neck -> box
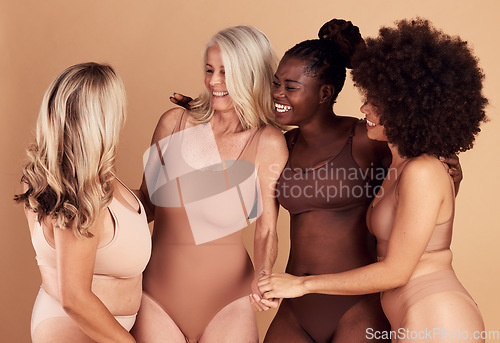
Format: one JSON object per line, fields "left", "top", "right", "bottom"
{"left": 297, "top": 108, "right": 340, "bottom": 147}
{"left": 388, "top": 143, "right": 407, "bottom": 168}
{"left": 211, "top": 109, "right": 244, "bottom": 133}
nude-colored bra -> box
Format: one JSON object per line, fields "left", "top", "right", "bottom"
{"left": 32, "top": 181, "right": 151, "bottom": 279}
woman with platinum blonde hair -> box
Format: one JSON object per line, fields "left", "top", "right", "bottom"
{"left": 16, "top": 62, "right": 151, "bottom": 342}
{"left": 189, "top": 25, "right": 277, "bottom": 129}
{"left": 132, "top": 25, "right": 288, "bottom": 342}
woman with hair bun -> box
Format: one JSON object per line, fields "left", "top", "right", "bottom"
{"left": 259, "top": 18, "right": 486, "bottom": 340}
{"left": 15, "top": 62, "right": 151, "bottom": 342}
{"left": 260, "top": 18, "right": 392, "bottom": 343}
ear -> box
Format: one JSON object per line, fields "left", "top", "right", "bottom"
{"left": 319, "top": 85, "right": 335, "bottom": 104}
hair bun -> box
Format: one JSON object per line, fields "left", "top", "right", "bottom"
{"left": 318, "top": 18, "right": 364, "bottom": 69}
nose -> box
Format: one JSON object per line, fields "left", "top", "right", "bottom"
{"left": 272, "top": 84, "right": 284, "bottom": 99}
{"left": 360, "top": 102, "right": 369, "bottom": 115}
{"left": 210, "top": 71, "right": 224, "bottom": 86}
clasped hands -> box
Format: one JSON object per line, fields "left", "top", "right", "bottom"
{"left": 250, "top": 272, "right": 307, "bottom": 311}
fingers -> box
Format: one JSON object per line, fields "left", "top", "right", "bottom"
{"left": 249, "top": 294, "right": 270, "bottom": 312}
{"left": 260, "top": 297, "right": 279, "bottom": 309}
{"left": 169, "top": 93, "right": 193, "bottom": 110}
{"left": 439, "top": 154, "right": 459, "bottom": 167}
{"left": 257, "top": 275, "right": 271, "bottom": 294}
{"left": 439, "top": 155, "right": 463, "bottom": 183}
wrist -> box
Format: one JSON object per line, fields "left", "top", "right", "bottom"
{"left": 255, "top": 266, "right": 270, "bottom": 277}
{"left": 301, "top": 275, "right": 314, "bottom": 295}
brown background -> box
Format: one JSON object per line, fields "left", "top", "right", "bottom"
{"left": 1, "top": 0, "right": 499, "bottom": 341}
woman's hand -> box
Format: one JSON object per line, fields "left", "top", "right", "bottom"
{"left": 258, "top": 273, "right": 307, "bottom": 300}
{"left": 439, "top": 154, "right": 463, "bottom": 194}
{"left": 249, "top": 270, "right": 279, "bottom": 312}
{"left": 169, "top": 93, "right": 193, "bottom": 110}
{"left": 439, "top": 154, "right": 462, "bottom": 183}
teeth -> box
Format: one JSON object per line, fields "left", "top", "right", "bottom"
{"left": 213, "top": 91, "right": 229, "bottom": 97}
{"left": 366, "top": 119, "right": 376, "bottom": 127}
{"left": 274, "top": 103, "right": 292, "bottom": 113}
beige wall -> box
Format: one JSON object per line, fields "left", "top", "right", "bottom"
{"left": 2, "top": 1, "right": 499, "bottom": 341}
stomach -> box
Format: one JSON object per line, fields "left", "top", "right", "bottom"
{"left": 143, "top": 207, "right": 254, "bottom": 307}
{"left": 286, "top": 207, "right": 377, "bottom": 276}
{"left": 39, "top": 266, "right": 143, "bottom": 315}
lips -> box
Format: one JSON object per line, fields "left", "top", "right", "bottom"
{"left": 366, "top": 118, "right": 377, "bottom": 127}
{"left": 274, "top": 102, "right": 292, "bottom": 113}
{"left": 212, "top": 91, "right": 229, "bottom": 97}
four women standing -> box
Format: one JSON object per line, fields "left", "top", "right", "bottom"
{"left": 17, "top": 17, "right": 487, "bottom": 343}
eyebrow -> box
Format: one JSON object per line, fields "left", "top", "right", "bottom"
{"left": 273, "top": 74, "right": 302, "bottom": 85}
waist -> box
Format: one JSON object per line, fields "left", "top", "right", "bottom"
{"left": 287, "top": 213, "right": 377, "bottom": 275}
{"left": 40, "top": 267, "right": 143, "bottom": 315}
{"left": 152, "top": 207, "right": 249, "bottom": 245}
{"left": 378, "top": 249, "right": 454, "bottom": 281}
{"left": 143, "top": 245, "right": 254, "bottom": 302}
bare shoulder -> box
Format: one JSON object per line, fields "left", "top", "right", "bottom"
{"left": 256, "top": 125, "right": 288, "bottom": 168}
{"left": 257, "top": 125, "right": 287, "bottom": 151}
{"left": 401, "top": 155, "right": 449, "bottom": 188}
{"left": 151, "top": 108, "right": 185, "bottom": 142}
{"left": 156, "top": 108, "right": 185, "bottom": 130}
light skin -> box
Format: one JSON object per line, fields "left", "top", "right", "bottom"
{"left": 136, "top": 45, "right": 287, "bottom": 339}
{"left": 28, "top": 179, "right": 140, "bottom": 343}
{"left": 258, "top": 102, "right": 483, "bottom": 337}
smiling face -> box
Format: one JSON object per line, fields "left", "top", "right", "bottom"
{"left": 271, "top": 57, "right": 325, "bottom": 126}
{"left": 360, "top": 101, "right": 388, "bottom": 142}
{"left": 204, "top": 44, "right": 233, "bottom": 113}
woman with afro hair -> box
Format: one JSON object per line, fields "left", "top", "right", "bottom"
{"left": 258, "top": 18, "right": 487, "bottom": 339}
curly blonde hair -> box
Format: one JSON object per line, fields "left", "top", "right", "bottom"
{"left": 15, "top": 62, "right": 126, "bottom": 237}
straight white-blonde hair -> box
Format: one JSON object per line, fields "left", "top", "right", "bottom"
{"left": 190, "top": 25, "right": 278, "bottom": 130}
{"left": 15, "top": 62, "right": 126, "bottom": 237}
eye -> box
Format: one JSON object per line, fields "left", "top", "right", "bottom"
{"left": 206, "top": 68, "right": 214, "bottom": 74}
{"left": 272, "top": 81, "right": 280, "bottom": 87}
{"left": 285, "top": 86, "right": 297, "bottom": 91}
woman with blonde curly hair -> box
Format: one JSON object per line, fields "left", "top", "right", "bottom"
{"left": 15, "top": 62, "right": 151, "bottom": 343}
{"left": 132, "top": 26, "right": 288, "bottom": 342}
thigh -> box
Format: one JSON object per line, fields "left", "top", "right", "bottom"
{"left": 264, "top": 300, "right": 313, "bottom": 343}
{"left": 333, "top": 293, "right": 390, "bottom": 343}
{"left": 401, "top": 291, "right": 484, "bottom": 343}
{"left": 130, "top": 292, "right": 187, "bottom": 343}
{"left": 199, "top": 296, "right": 258, "bottom": 343}
{"left": 33, "top": 317, "right": 95, "bottom": 343}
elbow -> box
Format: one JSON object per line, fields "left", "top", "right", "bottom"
{"left": 59, "top": 289, "right": 87, "bottom": 316}
{"left": 389, "top": 270, "right": 413, "bottom": 289}
{"left": 380, "top": 261, "right": 412, "bottom": 289}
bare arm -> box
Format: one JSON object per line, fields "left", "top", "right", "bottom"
{"left": 259, "top": 157, "right": 449, "bottom": 299}
{"left": 54, "top": 216, "right": 135, "bottom": 342}
{"left": 135, "top": 108, "right": 185, "bottom": 222}
{"left": 250, "top": 126, "right": 288, "bottom": 311}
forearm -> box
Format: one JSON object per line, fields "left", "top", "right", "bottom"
{"left": 303, "top": 261, "right": 407, "bottom": 296}
{"left": 253, "top": 227, "right": 278, "bottom": 275}
{"left": 62, "top": 292, "right": 135, "bottom": 342}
